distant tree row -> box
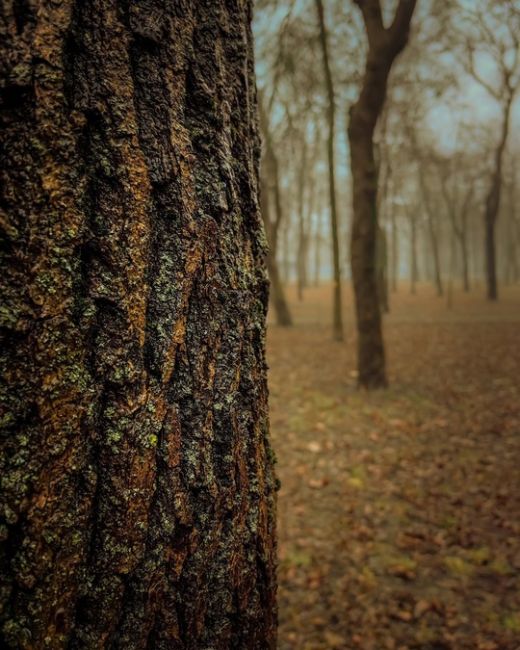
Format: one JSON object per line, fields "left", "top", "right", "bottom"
{"left": 254, "top": 0, "right": 520, "bottom": 387}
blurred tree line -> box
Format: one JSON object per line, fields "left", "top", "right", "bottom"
{"left": 254, "top": 0, "right": 520, "bottom": 388}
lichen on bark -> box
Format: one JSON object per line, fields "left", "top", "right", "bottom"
{"left": 0, "top": 1, "right": 277, "bottom": 648}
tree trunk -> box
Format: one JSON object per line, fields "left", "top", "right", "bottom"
{"left": 314, "top": 216, "right": 322, "bottom": 287}
{"left": 267, "top": 254, "right": 293, "bottom": 326}
{"left": 297, "top": 140, "right": 308, "bottom": 301}
{"left": 258, "top": 98, "right": 292, "bottom": 326}
{"left": 348, "top": 0, "right": 416, "bottom": 388}
{"left": 505, "top": 183, "right": 519, "bottom": 283}
{"left": 447, "top": 230, "right": 457, "bottom": 310}
{"left": 378, "top": 229, "right": 389, "bottom": 313}
{"left": 282, "top": 221, "right": 291, "bottom": 284}
{"left": 409, "top": 210, "right": 419, "bottom": 295}
{"left": 0, "top": 3, "right": 277, "bottom": 649}
{"left": 390, "top": 207, "right": 399, "bottom": 292}
{"left": 315, "top": 0, "right": 344, "bottom": 341}
{"left": 484, "top": 92, "right": 513, "bottom": 301}
{"left": 260, "top": 176, "right": 293, "bottom": 326}
{"left": 417, "top": 165, "right": 443, "bottom": 296}
{"left": 460, "top": 233, "right": 470, "bottom": 292}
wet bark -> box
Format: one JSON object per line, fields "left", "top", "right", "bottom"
{"left": 348, "top": 0, "right": 416, "bottom": 388}
{"left": 315, "top": 0, "right": 344, "bottom": 341}
{"left": 0, "top": 2, "right": 277, "bottom": 648}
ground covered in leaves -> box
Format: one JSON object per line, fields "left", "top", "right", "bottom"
{"left": 268, "top": 284, "right": 520, "bottom": 650}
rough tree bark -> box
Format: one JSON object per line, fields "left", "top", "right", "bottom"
{"left": 348, "top": 0, "right": 417, "bottom": 388}
{"left": 0, "top": 2, "right": 277, "bottom": 648}
{"left": 315, "top": 0, "right": 344, "bottom": 341}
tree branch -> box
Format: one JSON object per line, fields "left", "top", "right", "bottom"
{"left": 389, "top": 0, "right": 418, "bottom": 42}
{"left": 354, "top": 0, "right": 385, "bottom": 48}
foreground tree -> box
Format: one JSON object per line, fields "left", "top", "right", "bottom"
{"left": 348, "top": 0, "right": 417, "bottom": 388}
{"left": 0, "top": 2, "right": 277, "bottom": 648}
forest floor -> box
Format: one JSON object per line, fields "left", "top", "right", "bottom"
{"left": 267, "top": 283, "right": 520, "bottom": 650}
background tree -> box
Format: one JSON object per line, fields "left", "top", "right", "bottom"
{"left": 315, "top": 0, "right": 344, "bottom": 341}
{"left": 438, "top": 155, "right": 475, "bottom": 292}
{"left": 0, "top": 2, "right": 277, "bottom": 648}
{"left": 259, "top": 95, "right": 293, "bottom": 326}
{"left": 348, "top": 0, "right": 417, "bottom": 389}
{"left": 453, "top": 0, "right": 520, "bottom": 299}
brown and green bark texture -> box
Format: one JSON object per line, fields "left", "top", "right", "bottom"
{"left": 0, "top": 2, "right": 277, "bottom": 648}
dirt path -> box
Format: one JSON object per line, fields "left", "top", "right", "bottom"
{"left": 268, "top": 286, "right": 520, "bottom": 650}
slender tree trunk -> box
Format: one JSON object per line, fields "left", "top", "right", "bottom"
{"left": 267, "top": 254, "right": 293, "bottom": 326}
{"left": 484, "top": 92, "right": 513, "bottom": 301}
{"left": 297, "top": 141, "right": 308, "bottom": 301}
{"left": 259, "top": 99, "right": 293, "bottom": 325}
{"left": 505, "top": 191, "right": 519, "bottom": 283}
{"left": 376, "top": 227, "right": 389, "bottom": 313}
{"left": 315, "top": 0, "right": 343, "bottom": 341}
{"left": 418, "top": 166, "right": 443, "bottom": 296}
{"left": 447, "top": 230, "right": 457, "bottom": 310}
{"left": 409, "top": 211, "right": 418, "bottom": 295}
{"left": 391, "top": 207, "right": 399, "bottom": 292}
{"left": 426, "top": 212, "right": 443, "bottom": 295}
{"left": 314, "top": 215, "right": 322, "bottom": 287}
{"left": 301, "top": 156, "right": 318, "bottom": 292}
{"left": 260, "top": 176, "right": 293, "bottom": 326}
{"left": 282, "top": 221, "right": 290, "bottom": 284}
{"left": 348, "top": 0, "right": 416, "bottom": 388}
{"left": 508, "top": 171, "right": 520, "bottom": 283}
{"left": 0, "top": 3, "right": 277, "bottom": 648}
{"left": 460, "top": 233, "right": 470, "bottom": 292}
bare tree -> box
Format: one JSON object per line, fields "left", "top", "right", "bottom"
{"left": 457, "top": 0, "right": 520, "bottom": 299}
{"left": 348, "top": 0, "right": 417, "bottom": 388}
{"left": 439, "top": 159, "right": 475, "bottom": 292}
{"left": 408, "top": 204, "right": 420, "bottom": 295}
{"left": 315, "top": 0, "right": 344, "bottom": 341}
{"left": 259, "top": 97, "right": 293, "bottom": 326}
